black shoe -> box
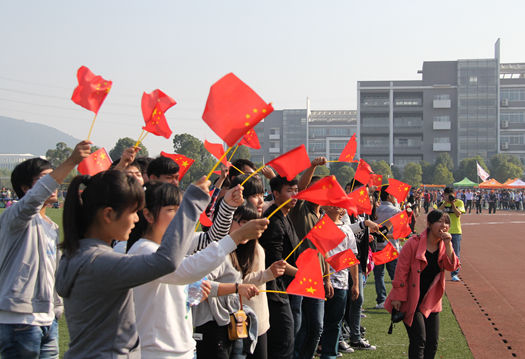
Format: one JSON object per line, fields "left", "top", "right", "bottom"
{"left": 350, "top": 338, "right": 376, "bottom": 350}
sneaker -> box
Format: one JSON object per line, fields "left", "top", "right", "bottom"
{"left": 337, "top": 353, "right": 343, "bottom": 358}
{"left": 451, "top": 275, "right": 460, "bottom": 282}
{"left": 360, "top": 326, "right": 366, "bottom": 335}
{"left": 350, "top": 338, "right": 376, "bottom": 350}
{"left": 338, "top": 340, "right": 355, "bottom": 353}
{"left": 374, "top": 302, "right": 385, "bottom": 309}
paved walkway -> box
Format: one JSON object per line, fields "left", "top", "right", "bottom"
{"left": 419, "top": 210, "right": 525, "bottom": 358}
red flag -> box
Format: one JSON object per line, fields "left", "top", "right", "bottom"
{"left": 347, "top": 186, "right": 372, "bottom": 215}
{"left": 306, "top": 215, "right": 345, "bottom": 256}
{"left": 294, "top": 175, "right": 347, "bottom": 206}
{"left": 354, "top": 159, "right": 373, "bottom": 185}
{"left": 204, "top": 140, "right": 230, "bottom": 166}
{"left": 326, "top": 249, "right": 360, "bottom": 272}
{"left": 141, "top": 89, "right": 176, "bottom": 139}
{"left": 329, "top": 196, "right": 359, "bottom": 217}
{"left": 202, "top": 73, "right": 273, "bottom": 147}
{"left": 77, "top": 148, "right": 112, "bottom": 176}
{"left": 368, "top": 174, "right": 383, "bottom": 188}
{"left": 199, "top": 211, "right": 213, "bottom": 227}
{"left": 160, "top": 152, "right": 194, "bottom": 180}
{"left": 266, "top": 145, "right": 310, "bottom": 181}
{"left": 372, "top": 242, "right": 399, "bottom": 265}
{"left": 338, "top": 133, "right": 357, "bottom": 162}
{"left": 239, "top": 129, "right": 261, "bottom": 149}
{"left": 286, "top": 248, "right": 325, "bottom": 299}
{"left": 386, "top": 178, "right": 411, "bottom": 203}
{"left": 389, "top": 210, "right": 413, "bottom": 239}
{"left": 71, "top": 66, "right": 112, "bottom": 114}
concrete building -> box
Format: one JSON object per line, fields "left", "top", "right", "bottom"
{"left": 248, "top": 100, "right": 356, "bottom": 164}
{"left": 357, "top": 39, "right": 525, "bottom": 167}
{"left": 0, "top": 154, "right": 40, "bottom": 170}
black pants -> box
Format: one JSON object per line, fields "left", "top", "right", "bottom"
{"left": 476, "top": 202, "right": 482, "bottom": 213}
{"left": 195, "top": 321, "right": 233, "bottom": 359}
{"left": 404, "top": 312, "right": 439, "bottom": 359}
{"left": 466, "top": 200, "right": 472, "bottom": 213}
{"left": 247, "top": 332, "right": 267, "bottom": 359}
{"left": 489, "top": 202, "right": 497, "bottom": 214}
{"left": 267, "top": 299, "right": 294, "bottom": 359}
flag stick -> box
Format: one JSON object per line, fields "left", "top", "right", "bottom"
{"left": 323, "top": 271, "right": 336, "bottom": 278}
{"left": 228, "top": 144, "right": 239, "bottom": 162}
{"left": 230, "top": 164, "right": 245, "bottom": 175}
{"left": 266, "top": 198, "right": 292, "bottom": 220}
{"left": 259, "top": 290, "right": 288, "bottom": 295}
{"left": 86, "top": 114, "right": 98, "bottom": 141}
{"left": 326, "top": 160, "right": 339, "bottom": 163}
{"left": 350, "top": 177, "right": 356, "bottom": 192}
{"left": 377, "top": 230, "right": 390, "bottom": 242}
{"left": 240, "top": 165, "right": 265, "bottom": 186}
{"left": 134, "top": 129, "right": 146, "bottom": 148}
{"left": 206, "top": 146, "right": 233, "bottom": 180}
{"left": 283, "top": 238, "right": 304, "bottom": 262}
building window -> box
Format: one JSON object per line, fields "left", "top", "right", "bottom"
{"left": 329, "top": 141, "right": 346, "bottom": 151}
{"left": 501, "top": 135, "right": 525, "bottom": 145}
{"left": 310, "top": 127, "right": 326, "bottom": 137}
{"left": 270, "top": 128, "right": 280, "bottom": 135}
{"left": 361, "top": 97, "right": 389, "bottom": 106}
{"left": 469, "top": 76, "right": 478, "bottom": 84}
{"left": 501, "top": 111, "right": 525, "bottom": 124}
{"left": 362, "top": 116, "right": 388, "bottom": 127}
{"left": 394, "top": 98, "right": 422, "bottom": 106}
{"left": 501, "top": 88, "right": 525, "bottom": 101}
{"left": 309, "top": 141, "right": 326, "bottom": 152}
{"left": 433, "top": 115, "right": 450, "bottom": 122}
{"left": 434, "top": 94, "right": 450, "bottom": 101}
{"left": 434, "top": 137, "right": 450, "bottom": 144}
{"left": 394, "top": 137, "right": 421, "bottom": 147}
{"left": 362, "top": 137, "right": 388, "bottom": 147}
{"left": 328, "top": 127, "right": 349, "bottom": 136}
{"left": 394, "top": 116, "right": 422, "bottom": 127}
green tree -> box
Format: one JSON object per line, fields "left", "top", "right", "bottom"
{"left": 370, "top": 160, "right": 392, "bottom": 181}
{"left": 403, "top": 162, "right": 422, "bottom": 187}
{"left": 489, "top": 154, "right": 524, "bottom": 182}
{"left": 455, "top": 156, "right": 488, "bottom": 183}
{"left": 433, "top": 163, "right": 454, "bottom": 185}
{"left": 314, "top": 166, "right": 330, "bottom": 177}
{"left": 46, "top": 142, "right": 72, "bottom": 168}
{"left": 230, "top": 145, "right": 251, "bottom": 162}
{"left": 392, "top": 165, "right": 403, "bottom": 181}
{"left": 333, "top": 165, "right": 355, "bottom": 187}
{"left": 173, "top": 133, "right": 215, "bottom": 187}
{"left": 109, "top": 137, "right": 149, "bottom": 161}
{"left": 420, "top": 160, "right": 433, "bottom": 184}
{"left": 435, "top": 153, "right": 454, "bottom": 171}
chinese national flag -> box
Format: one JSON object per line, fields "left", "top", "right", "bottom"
{"left": 389, "top": 210, "right": 413, "bottom": 239}
{"left": 199, "top": 211, "right": 213, "bottom": 227}
{"left": 347, "top": 186, "right": 372, "bottom": 215}
{"left": 329, "top": 196, "right": 359, "bottom": 217}
{"left": 386, "top": 178, "right": 411, "bottom": 203}
{"left": 160, "top": 152, "right": 194, "bottom": 180}
{"left": 306, "top": 215, "right": 345, "bottom": 256}
{"left": 141, "top": 89, "right": 176, "bottom": 139}
{"left": 354, "top": 159, "right": 373, "bottom": 185}
{"left": 372, "top": 242, "right": 399, "bottom": 265}
{"left": 71, "top": 66, "right": 112, "bottom": 114}
{"left": 326, "top": 249, "right": 360, "bottom": 272}
{"left": 202, "top": 73, "right": 273, "bottom": 147}
{"left": 369, "top": 174, "right": 383, "bottom": 188}
{"left": 239, "top": 129, "right": 261, "bottom": 149}
{"left": 294, "top": 175, "right": 347, "bottom": 206}
{"left": 77, "top": 148, "right": 112, "bottom": 176}
{"left": 266, "top": 144, "right": 310, "bottom": 181}
{"left": 204, "top": 140, "right": 230, "bottom": 166}
{"left": 286, "top": 248, "right": 325, "bottom": 300}
{"left": 338, "top": 133, "right": 357, "bottom": 162}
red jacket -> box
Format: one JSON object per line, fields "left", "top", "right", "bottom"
{"left": 384, "top": 230, "right": 460, "bottom": 327}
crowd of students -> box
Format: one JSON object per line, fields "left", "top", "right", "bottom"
{"left": 0, "top": 140, "right": 461, "bottom": 359}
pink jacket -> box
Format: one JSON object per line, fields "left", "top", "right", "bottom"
{"left": 384, "top": 230, "right": 460, "bottom": 327}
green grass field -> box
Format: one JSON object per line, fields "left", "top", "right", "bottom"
{"left": 1, "top": 207, "right": 472, "bottom": 358}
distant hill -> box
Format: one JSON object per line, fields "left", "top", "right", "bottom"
{"left": 0, "top": 116, "right": 80, "bottom": 156}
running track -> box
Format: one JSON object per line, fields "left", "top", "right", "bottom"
{"left": 422, "top": 210, "right": 525, "bottom": 358}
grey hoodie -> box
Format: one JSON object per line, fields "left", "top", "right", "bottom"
{"left": 55, "top": 184, "right": 209, "bottom": 359}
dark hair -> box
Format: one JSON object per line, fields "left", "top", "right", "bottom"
{"left": 11, "top": 158, "right": 52, "bottom": 198}
{"left": 61, "top": 170, "right": 145, "bottom": 256}
{"left": 147, "top": 156, "right": 179, "bottom": 178}
{"left": 230, "top": 203, "right": 260, "bottom": 277}
{"left": 270, "top": 176, "right": 298, "bottom": 193}
{"left": 135, "top": 157, "right": 152, "bottom": 177}
{"left": 126, "top": 181, "right": 182, "bottom": 252}
{"left": 427, "top": 209, "right": 451, "bottom": 227}
{"left": 380, "top": 185, "right": 390, "bottom": 201}
{"left": 231, "top": 173, "right": 264, "bottom": 198}
{"left": 444, "top": 187, "right": 454, "bottom": 194}
{"left": 228, "top": 159, "right": 256, "bottom": 181}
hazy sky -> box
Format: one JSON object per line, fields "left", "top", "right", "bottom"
{"left": 1, "top": 0, "right": 524, "bottom": 156}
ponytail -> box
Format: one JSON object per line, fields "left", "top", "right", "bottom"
{"left": 61, "top": 170, "right": 145, "bottom": 257}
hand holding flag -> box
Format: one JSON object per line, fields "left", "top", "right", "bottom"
{"left": 77, "top": 148, "right": 112, "bottom": 176}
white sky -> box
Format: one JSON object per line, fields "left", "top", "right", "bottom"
{"left": 1, "top": 0, "right": 524, "bottom": 156}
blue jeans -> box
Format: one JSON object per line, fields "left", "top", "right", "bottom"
{"left": 289, "top": 295, "right": 303, "bottom": 337}
{"left": 0, "top": 319, "right": 58, "bottom": 359}
{"left": 373, "top": 259, "right": 397, "bottom": 304}
{"left": 320, "top": 288, "right": 348, "bottom": 359}
{"left": 294, "top": 297, "right": 324, "bottom": 359}
{"left": 451, "top": 234, "right": 461, "bottom": 276}
{"left": 345, "top": 268, "right": 364, "bottom": 342}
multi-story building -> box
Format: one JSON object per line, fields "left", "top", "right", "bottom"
{"left": 249, "top": 99, "right": 356, "bottom": 164}
{"left": 358, "top": 39, "right": 525, "bottom": 167}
